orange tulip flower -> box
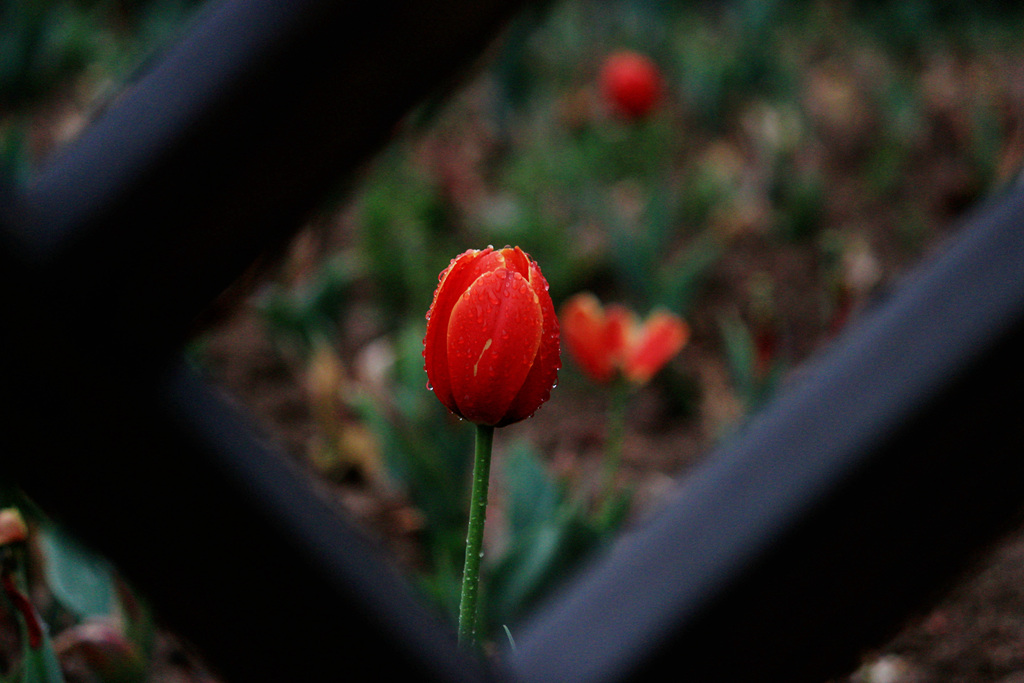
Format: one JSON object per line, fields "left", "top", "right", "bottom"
{"left": 561, "top": 292, "right": 688, "bottom": 385}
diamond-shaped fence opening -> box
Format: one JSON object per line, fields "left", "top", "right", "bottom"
{"left": 2, "top": 1, "right": 1024, "bottom": 682}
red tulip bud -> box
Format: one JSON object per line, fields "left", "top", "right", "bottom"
{"left": 424, "top": 246, "right": 560, "bottom": 426}
{"left": 599, "top": 50, "right": 663, "bottom": 120}
{"left": 0, "top": 508, "right": 28, "bottom": 546}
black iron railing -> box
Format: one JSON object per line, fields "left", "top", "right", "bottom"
{"left": 2, "top": 1, "right": 1023, "bottom": 682}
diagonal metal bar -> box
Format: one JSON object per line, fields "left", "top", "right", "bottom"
{"left": 508, "top": 186, "right": 1024, "bottom": 682}
{"left": 14, "top": 0, "right": 529, "bottom": 370}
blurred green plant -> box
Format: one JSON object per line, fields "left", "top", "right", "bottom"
{"left": 484, "top": 441, "right": 629, "bottom": 633}
{"left": 353, "top": 323, "right": 475, "bottom": 618}
{"left": 257, "top": 250, "right": 363, "bottom": 352}
{"left": 0, "top": 0, "right": 204, "bottom": 181}
{"left": 357, "top": 152, "right": 454, "bottom": 325}
{"left": 0, "top": 492, "right": 152, "bottom": 683}
{"left": 719, "top": 310, "right": 783, "bottom": 416}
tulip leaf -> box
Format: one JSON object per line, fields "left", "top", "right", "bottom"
{"left": 503, "top": 442, "right": 561, "bottom": 537}
{"left": 654, "top": 233, "right": 723, "bottom": 316}
{"left": 20, "top": 631, "right": 65, "bottom": 683}
{"left": 3, "top": 552, "right": 66, "bottom": 683}
{"left": 39, "top": 524, "right": 116, "bottom": 621}
{"left": 487, "top": 511, "right": 606, "bottom": 632}
{"left": 488, "top": 443, "right": 627, "bottom": 630}
{"left": 489, "top": 520, "right": 565, "bottom": 624}
{"left": 719, "top": 311, "right": 757, "bottom": 404}
{"left": 719, "top": 311, "right": 782, "bottom": 413}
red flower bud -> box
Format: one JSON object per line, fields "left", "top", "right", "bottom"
{"left": 424, "top": 246, "right": 560, "bottom": 427}
{"left": 599, "top": 50, "right": 663, "bottom": 120}
{"left": 0, "top": 508, "right": 28, "bottom": 546}
{"left": 562, "top": 292, "right": 688, "bottom": 385}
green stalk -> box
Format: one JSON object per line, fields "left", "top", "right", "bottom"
{"left": 458, "top": 424, "right": 495, "bottom": 647}
{"left": 599, "top": 380, "right": 630, "bottom": 499}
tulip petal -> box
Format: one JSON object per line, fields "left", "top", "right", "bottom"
{"left": 424, "top": 247, "right": 506, "bottom": 416}
{"left": 562, "top": 293, "right": 638, "bottom": 384}
{"left": 622, "top": 310, "right": 689, "bottom": 384}
{"left": 501, "top": 259, "right": 560, "bottom": 426}
{"left": 498, "top": 245, "right": 531, "bottom": 277}
{"left": 447, "top": 268, "right": 543, "bottom": 426}
{"left": 604, "top": 304, "right": 637, "bottom": 368}
{"left": 561, "top": 293, "right": 615, "bottom": 383}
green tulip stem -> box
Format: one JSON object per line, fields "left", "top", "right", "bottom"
{"left": 600, "top": 380, "right": 630, "bottom": 501}
{"left": 458, "top": 423, "right": 495, "bottom": 647}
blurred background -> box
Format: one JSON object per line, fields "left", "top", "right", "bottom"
{"left": 3, "top": 0, "right": 1024, "bottom": 680}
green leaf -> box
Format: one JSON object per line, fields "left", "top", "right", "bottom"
{"left": 503, "top": 442, "right": 561, "bottom": 537}
{"left": 487, "top": 519, "right": 567, "bottom": 628}
{"left": 3, "top": 551, "right": 65, "bottom": 683}
{"left": 39, "top": 525, "right": 116, "bottom": 621}
{"left": 654, "top": 234, "right": 722, "bottom": 316}
{"left": 719, "top": 312, "right": 756, "bottom": 404}
{"left": 20, "top": 630, "right": 65, "bottom": 683}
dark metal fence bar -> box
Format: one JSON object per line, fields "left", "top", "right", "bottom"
{"left": 508, "top": 187, "right": 1024, "bottom": 682}
{"left": 2, "top": 0, "right": 1024, "bottom": 682}
{"left": 15, "top": 0, "right": 527, "bottom": 370}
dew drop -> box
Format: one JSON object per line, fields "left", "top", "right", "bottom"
{"left": 426, "top": 381, "right": 434, "bottom": 391}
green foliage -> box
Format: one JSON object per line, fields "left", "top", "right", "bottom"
{"left": 357, "top": 153, "right": 452, "bottom": 323}
{"left": 17, "top": 612, "right": 64, "bottom": 683}
{"left": 353, "top": 323, "right": 475, "bottom": 618}
{"left": 484, "top": 442, "right": 629, "bottom": 631}
{"left": 0, "top": 503, "right": 150, "bottom": 683}
{"left": 0, "top": 0, "right": 103, "bottom": 112}
{"left": 38, "top": 525, "right": 116, "bottom": 621}
{"left": 718, "top": 311, "right": 783, "bottom": 415}
{"left": 0, "top": 0, "right": 204, "bottom": 181}
{"left": 257, "top": 252, "right": 363, "bottom": 352}
{"left": 771, "top": 159, "right": 825, "bottom": 242}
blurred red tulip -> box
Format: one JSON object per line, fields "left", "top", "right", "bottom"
{"left": 424, "top": 246, "right": 560, "bottom": 426}
{"left": 0, "top": 508, "right": 28, "bottom": 546}
{"left": 599, "top": 50, "right": 663, "bottom": 120}
{"left": 562, "top": 292, "right": 688, "bottom": 385}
